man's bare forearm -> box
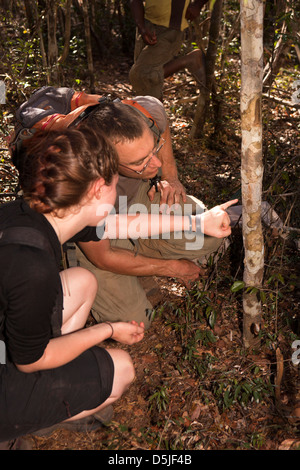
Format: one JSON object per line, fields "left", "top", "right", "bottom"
{"left": 79, "top": 240, "right": 177, "bottom": 277}
{"left": 159, "top": 125, "right": 178, "bottom": 180}
{"left": 78, "top": 239, "right": 203, "bottom": 288}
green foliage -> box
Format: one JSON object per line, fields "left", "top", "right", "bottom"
{"left": 212, "top": 373, "right": 274, "bottom": 411}
{"left": 171, "top": 286, "right": 219, "bottom": 328}
{"left": 231, "top": 280, "right": 245, "bottom": 292}
{"left": 149, "top": 385, "right": 170, "bottom": 413}
{"left": 248, "top": 432, "right": 266, "bottom": 450}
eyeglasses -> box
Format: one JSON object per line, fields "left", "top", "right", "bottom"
{"left": 119, "top": 138, "right": 166, "bottom": 175}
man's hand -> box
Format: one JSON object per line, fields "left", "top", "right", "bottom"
{"left": 130, "top": 0, "right": 157, "bottom": 45}
{"left": 148, "top": 178, "right": 187, "bottom": 210}
{"left": 199, "top": 199, "right": 238, "bottom": 238}
{"left": 167, "top": 258, "right": 206, "bottom": 288}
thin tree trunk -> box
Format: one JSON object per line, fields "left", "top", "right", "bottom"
{"left": 47, "top": 0, "right": 58, "bottom": 82}
{"left": 58, "top": 0, "right": 72, "bottom": 65}
{"left": 240, "top": 0, "right": 264, "bottom": 348}
{"left": 31, "top": 1, "right": 48, "bottom": 75}
{"left": 24, "top": 0, "right": 35, "bottom": 30}
{"left": 82, "top": 0, "right": 94, "bottom": 91}
{"left": 190, "top": 0, "right": 223, "bottom": 139}
{"left": 220, "top": 13, "right": 240, "bottom": 79}
{"left": 263, "top": 3, "right": 296, "bottom": 90}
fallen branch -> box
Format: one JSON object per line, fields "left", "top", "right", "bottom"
{"left": 262, "top": 93, "right": 300, "bottom": 109}
{"left": 174, "top": 95, "right": 198, "bottom": 104}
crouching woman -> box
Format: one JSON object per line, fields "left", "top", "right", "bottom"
{"left": 0, "top": 126, "right": 144, "bottom": 447}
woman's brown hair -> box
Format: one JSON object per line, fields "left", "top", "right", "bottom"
{"left": 19, "top": 125, "right": 118, "bottom": 214}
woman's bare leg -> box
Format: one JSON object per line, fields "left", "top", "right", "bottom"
{"left": 58, "top": 268, "right": 136, "bottom": 421}
{"left": 60, "top": 267, "right": 98, "bottom": 335}
{"left": 56, "top": 267, "right": 135, "bottom": 421}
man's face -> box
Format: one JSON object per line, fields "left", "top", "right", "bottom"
{"left": 115, "top": 127, "right": 162, "bottom": 179}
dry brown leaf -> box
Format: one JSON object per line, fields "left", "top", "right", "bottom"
{"left": 279, "top": 439, "right": 300, "bottom": 450}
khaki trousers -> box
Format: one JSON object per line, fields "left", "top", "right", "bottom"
{"left": 77, "top": 182, "right": 222, "bottom": 328}
{"left": 129, "top": 21, "right": 184, "bottom": 100}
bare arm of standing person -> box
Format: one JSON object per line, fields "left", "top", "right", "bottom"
{"left": 130, "top": 0, "right": 157, "bottom": 45}
{"left": 185, "top": 0, "right": 209, "bottom": 21}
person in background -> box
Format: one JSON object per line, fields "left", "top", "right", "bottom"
{"left": 129, "top": 0, "right": 209, "bottom": 100}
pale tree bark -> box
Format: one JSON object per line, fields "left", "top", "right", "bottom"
{"left": 240, "top": 0, "right": 264, "bottom": 348}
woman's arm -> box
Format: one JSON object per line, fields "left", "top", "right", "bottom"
{"left": 101, "top": 199, "right": 238, "bottom": 240}
{"left": 16, "top": 321, "right": 144, "bottom": 373}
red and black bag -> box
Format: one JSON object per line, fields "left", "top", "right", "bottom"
{"left": 9, "top": 86, "right": 159, "bottom": 170}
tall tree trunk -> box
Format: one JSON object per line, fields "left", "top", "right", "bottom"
{"left": 240, "top": 0, "right": 264, "bottom": 348}
{"left": 82, "top": 0, "right": 94, "bottom": 91}
{"left": 47, "top": 0, "right": 58, "bottom": 82}
{"left": 24, "top": 0, "right": 35, "bottom": 31}
{"left": 58, "top": 0, "right": 72, "bottom": 65}
{"left": 263, "top": 3, "right": 296, "bottom": 90}
{"left": 32, "top": 0, "right": 48, "bottom": 74}
{"left": 190, "top": 0, "right": 223, "bottom": 139}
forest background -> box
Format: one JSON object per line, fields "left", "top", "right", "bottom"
{"left": 0, "top": 0, "right": 299, "bottom": 451}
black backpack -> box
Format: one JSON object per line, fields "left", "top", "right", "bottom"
{"left": 0, "top": 226, "right": 63, "bottom": 339}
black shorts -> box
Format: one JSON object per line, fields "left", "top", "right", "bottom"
{"left": 0, "top": 346, "right": 114, "bottom": 441}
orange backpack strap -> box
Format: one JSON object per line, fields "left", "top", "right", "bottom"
{"left": 71, "top": 91, "right": 102, "bottom": 110}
